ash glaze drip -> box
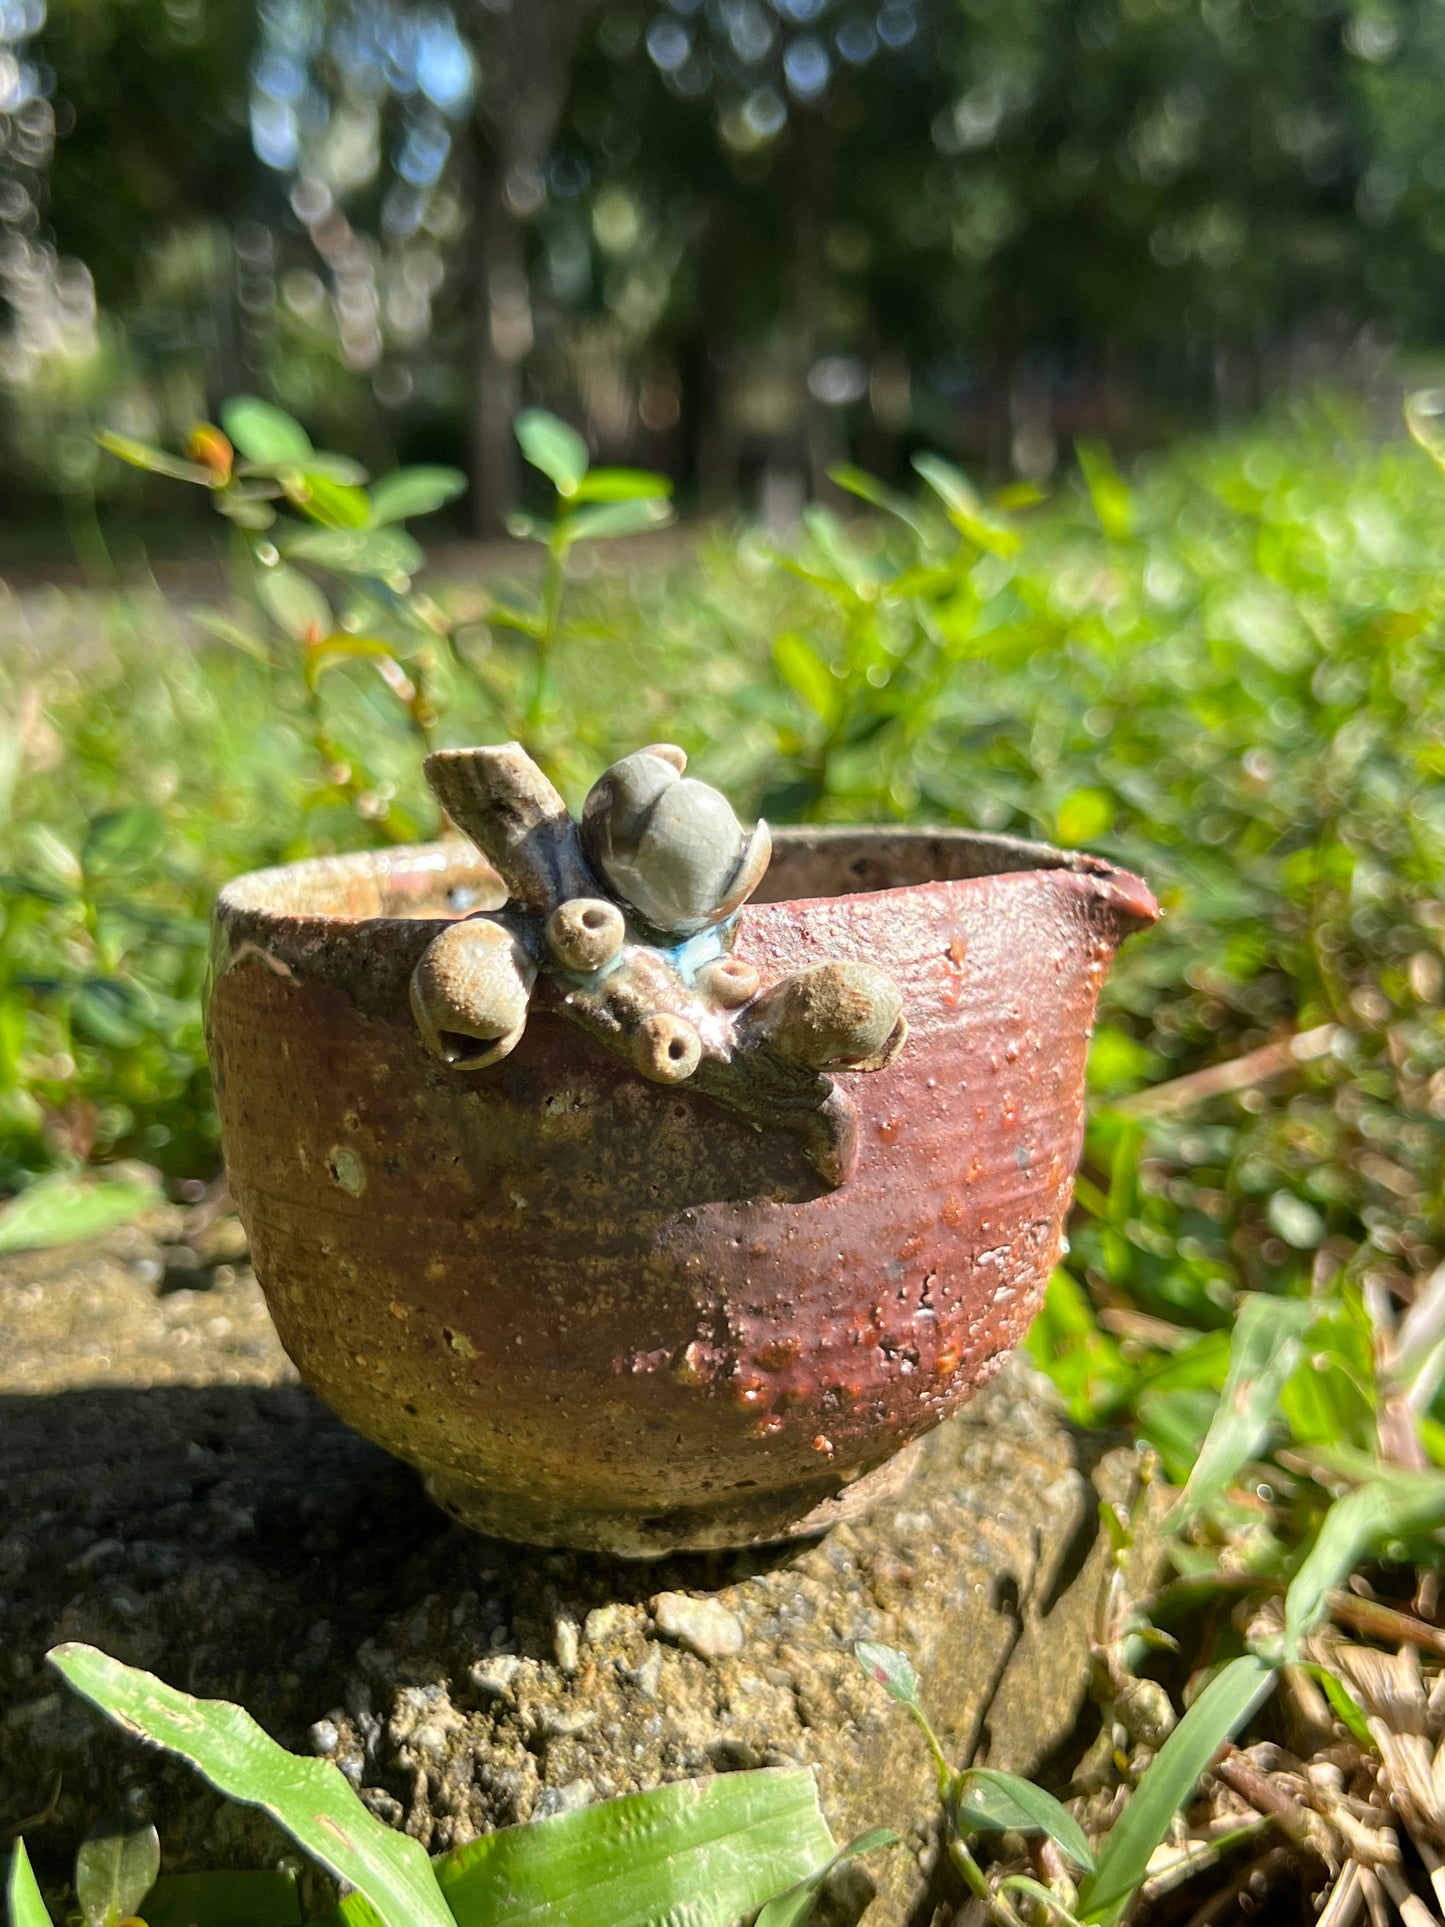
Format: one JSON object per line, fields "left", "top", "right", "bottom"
{"left": 413, "top": 742, "right": 907, "bottom": 1186}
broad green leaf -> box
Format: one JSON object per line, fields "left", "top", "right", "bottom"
{"left": 84, "top": 806, "right": 165, "bottom": 871}
{"left": 192, "top": 612, "right": 271, "bottom": 662}
{"left": 0, "top": 1172, "right": 162, "bottom": 1254}
{"left": 572, "top": 467, "right": 672, "bottom": 503}
{"left": 1076, "top": 441, "right": 1134, "bottom": 541}
{"left": 282, "top": 472, "right": 371, "bottom": 531}
{"left": 96, "top": 431, "right": 211, "bottom": 486}
{"left": 912, "top": 453, "right": 1021, "bottom": 554}
{"left": 1055, "top": 787, "right": 1115, "bottom": 846}
{"left": 912, "top": 451, "right": 979, "bottom": 518}
{"left": 221, "top": 398, "right": 312, "bottom": 465}
{"left": 142, "top": 1871, "right": 301, "bottom": 1927}
{"left": 437, "top": 1768, "right": 835, "bottom": 1927}
{"left": 6, "top": 1841, "right": 51, "bottom": 1927}
{"left": 802, "top": 505, "right": 875, "bottom": 596}
{"left": 238, "top": 455, "right": 367, "bottom": 486}
{"left": 504, "top": 511, "right": 551, "bottom": 545}
{"left": 1283, "top": 1472, "right": 1445, "bottom": 1657}
{"left": 1406, "top": 389, "right": 1445, "bottom": 475}
{"left": 75, "top": 1811, "right": 160, "bottom": 1927}
{"left": 754, "top": 1828, "right": 899, "bottom": 1927}
{"left": 214, "top": 494, "right": 278, "bottom": 531}
{"left": 299, "top": 453, "right": 369, "bottom": 485}
{"left": 886, "top": 564, "right": 963, "bottom": 599}
{"left": 258, "top": 565, "right": 331, "bottom": 643}
{"left": 952, "top": 1770, "right": 1095, "bottom": 1873}
{"left": 484, "top": 597, "right": 545, "bottom": 638}
{"left": 1077, "top": 1656, "right": 1276, "bottom": 1925}
{"left": 303, "top": 636, "right": 406, "bottom": 693}
{"left": 516, "top": 410, "right": 589, "bottom": 495}
{"left": 826, "top": 463, "right": 937, "bottom": 542}
{"left": 368, "top": 467, "right": 468, "bottom": 524}
{"left": 854, "top": 1640, "right": 922, "bottom": 1711}
{"left": 1164, "top": 1295, "right": 1314, "bottom": 1532}
{"left": 47, "top": 1644, "right": 454, "bottom": 1927}
{"left": 72, "top": 979, "right": 149, "bottom": 1048}
{"left": 282, "top": 526, "right": 423, "bottom": 577}
{"left": 773, "top": 633, "right": 839, "bottom": 725}
{"left": 308, "top": 1897, "right": 379, "bottom": 1927}
{"left": 556, "top": 499, "right": 670, "bottom": 546}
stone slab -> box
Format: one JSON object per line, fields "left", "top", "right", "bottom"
{"left": 0, "top": 1220, "right": 1135, "bottom": 1924}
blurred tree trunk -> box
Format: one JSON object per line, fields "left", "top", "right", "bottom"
{"left": 463, "top": 0, "right": 603, "bottom": 537}
{"left": 783, "top": 111, "right": 837, "bottom": 502}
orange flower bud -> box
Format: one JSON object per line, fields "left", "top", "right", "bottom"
{"left": 186, "top": 423, "right": 233, "bottom": 480}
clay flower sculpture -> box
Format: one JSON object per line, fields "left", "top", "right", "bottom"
{"left": 411, "top": 743, "right": 906, "bottom": 1185}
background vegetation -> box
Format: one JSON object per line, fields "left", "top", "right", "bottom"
{"left": 10, "top": 0, "right": 1445, "bottom": 538}
{"left": 11, "top": 0, "right": 1445, "bottom": 1918}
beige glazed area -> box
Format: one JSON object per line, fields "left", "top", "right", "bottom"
{"left": 206, "top": 755, "right": 1156, "bottom": 1555}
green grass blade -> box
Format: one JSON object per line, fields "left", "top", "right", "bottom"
{"left": 6, "top": 1842, "right": 52, "bottom": 1927}
{"left": 753, "top": 1828, "right": 898, "bottom": 1927}
{"left": 75, "top": 1812, "right": 159, "bottom": 1927}
{"left": 436, "top": 1767, "right": 836, "bottom": 1927}
{"left": 998, "top": 1875, "right": 1086, "bottom": 1927}
{"left": 47, "top": 1645, "right": 452, "bottom": 1927}
{"left": 0, "top": 1172, "right": 163, "bottom": 1254}
{"left": 1077, "top": 1656, "right": 1276, "bottom": 1925}
{"left": 953, "top": 1770, "right": 1095, "bottom": 1872}
{"left": 141, "top": 1872, "right": 302, "bottom": 1927}
{"left": 1306, "top": 1667, "right": 1373, "bottom": 1749}
{"left": 1164, "top": 1296, "right": 1314, "bottom": 1532}
{"left": 1284, "top": 1472, "right": 1445, "bottom": 1657}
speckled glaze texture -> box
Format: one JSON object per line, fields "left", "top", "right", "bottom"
{"left": 206, "top": 828, "right": 1157, "bottom": 1554}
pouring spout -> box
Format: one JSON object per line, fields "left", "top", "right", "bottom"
{"left": 1068, "top": 858, "right": 1161, "bottom": 948}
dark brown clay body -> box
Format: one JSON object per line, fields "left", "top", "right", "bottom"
{"left": 207, "top": 829, "right": 1156, "bottom": 1555}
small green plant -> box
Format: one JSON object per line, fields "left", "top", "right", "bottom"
{"left": 489, "top": 411, "right": 673, "bottom": 755}
{"left": 853, "top": 1640, "right": 1095, "bottom": 1926}
{"left": 750, "top": 456, "right": 1034, "bottom": 821}
{"left": 2, "top": 1641, "right": 892, "bottom": 1927}
{"left": 99, "top": 402, "right": 672, "bottom": 825}
{"left": 102, "top": 402, "right": 467, "bottom": 837}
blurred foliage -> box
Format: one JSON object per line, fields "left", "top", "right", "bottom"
{"left": 14, "top": 0, "right": 1445, "bottom": 519}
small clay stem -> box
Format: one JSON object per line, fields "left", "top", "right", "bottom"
{"left": 424, "top": 744, "right": 595, "bottom": 909}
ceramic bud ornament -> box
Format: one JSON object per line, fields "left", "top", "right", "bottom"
{"left": 745, "top": 962, "right": 906, "bottom": 1070}
{"left": 408, "top": 915, "right": 534, "bottom": 1069}
{"left": 407, "top": 741, "right": 904, "bottom": 1186}
{"left": 581, "top": 746, "right": 772, "bottom": 937}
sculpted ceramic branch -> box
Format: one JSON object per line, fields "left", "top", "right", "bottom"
{"left": 410, "top": 743, "right": 907, "bottom": 1185}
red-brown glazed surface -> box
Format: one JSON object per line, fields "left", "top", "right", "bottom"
{"left": 207, "top": 828, "right": 1156, "bottom": 1553}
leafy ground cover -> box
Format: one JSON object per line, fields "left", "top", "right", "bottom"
{"left": 9, "top": 398, "right": 1445, "bottom": 1918}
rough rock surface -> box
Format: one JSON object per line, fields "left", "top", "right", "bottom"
{"left": 0, "top": 1212, "right": 1139, "bottom": 1924}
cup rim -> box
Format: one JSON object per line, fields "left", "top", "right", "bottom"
{"left": 215, "top": 825, "right": 1158, "bottom": 934}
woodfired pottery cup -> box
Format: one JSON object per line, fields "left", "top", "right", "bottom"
{"left": 207, "top": 825, "right": 1157, "bottom": 1555}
